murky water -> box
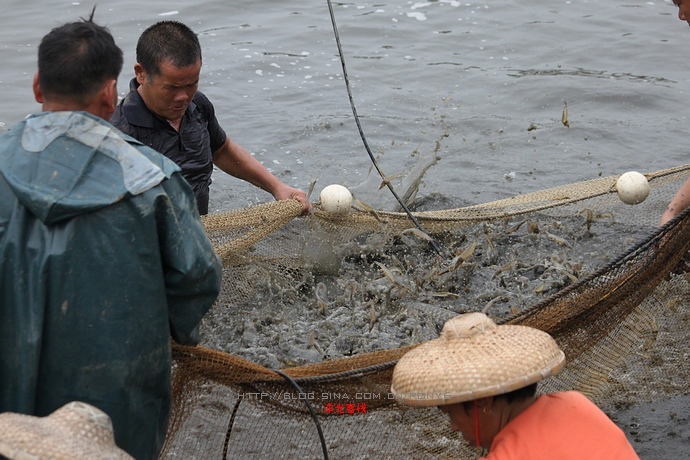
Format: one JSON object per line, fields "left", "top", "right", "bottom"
{"left": 1, "top": 0, "right": 688, "bottom": 211}
{"left": 1, "top": 1, "right": 688, "bottom": 457}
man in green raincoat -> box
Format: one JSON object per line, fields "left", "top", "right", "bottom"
{"left": 0, "top": 14, "right": 222, "bottom": 460}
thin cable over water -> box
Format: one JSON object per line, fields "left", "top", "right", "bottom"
{"left": 325, "top": 0, "right": 443, "bottom": 256}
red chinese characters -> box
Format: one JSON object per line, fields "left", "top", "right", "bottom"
{"left": 323, "top": 402, "right": 367, "bottom": 414}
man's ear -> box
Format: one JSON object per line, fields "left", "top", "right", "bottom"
{"left": 33, "top": 73, "right": 44, "bottom": 103}
{"left": 476, "top": 396, "right": 495, "bottom": 413}
{"left": 134, "top": 63, "right": 147, "bottom": 85}
{"left": 100, "top": 79, "right": 118, "bottom": 119}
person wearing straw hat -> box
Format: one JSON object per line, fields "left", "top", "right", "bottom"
{"left": 0, "top": 10, "right": 221, "bottom": 460}
{"left": 0, "top": 402, "right": 133, "bottom": 460}
{"left": 391, "top": 312, "right": 639, "bottom": 459}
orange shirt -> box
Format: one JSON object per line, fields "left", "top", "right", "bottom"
{"left": 481, "top": 391, "right": 639, "bottom": 460}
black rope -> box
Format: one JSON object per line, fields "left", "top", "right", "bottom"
{"left": 256, "top": 359, "right": 398, "bottom": 386}
{"left": 325, "top": 0, "right": 443, "bottom": 256}
{"left": 290, "top": 360, "right": 397, "bottom": 385}
{"left": 273, "top": 369, "right": 329, "bottom": 460}
{"left": 223, "top": 398, "right": 243, "bottom": 460}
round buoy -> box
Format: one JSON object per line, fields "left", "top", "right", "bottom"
{"left": 319, "top": 184, "right": 352, "bottom": 214}
{"left": 616, "top": 171, "right": 649, "bottom": 205}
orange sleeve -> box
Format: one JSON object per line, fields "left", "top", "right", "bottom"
{"left": 482, "top": 392, "right": 639, "bottom": 460}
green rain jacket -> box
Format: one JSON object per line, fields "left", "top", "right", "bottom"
{"left": 0, "top": 111, "right": 222, "bottom": 459}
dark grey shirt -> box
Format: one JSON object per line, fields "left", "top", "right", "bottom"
{"left": 111, "top": 79, "right": 226, "bottom": 214}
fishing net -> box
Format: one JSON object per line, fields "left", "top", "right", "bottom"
{"left": 161, "top": 164, "right": 690, "bottom": 459}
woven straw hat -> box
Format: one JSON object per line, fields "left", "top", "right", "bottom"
{"left": 391, "top": 312, "right": 565, "bottom": 407}
{"left": 0, "top": 402, "right": 133, "bottom": 460}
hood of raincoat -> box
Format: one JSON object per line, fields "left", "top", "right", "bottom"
{"left": 0, "top": 111, "right": 173, "bottom": 225}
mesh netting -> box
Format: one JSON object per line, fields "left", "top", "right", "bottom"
{"left": 161, "top": 165, "right": 690, "bottom": 459}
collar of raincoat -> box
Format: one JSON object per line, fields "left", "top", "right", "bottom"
{"left": 0, "top": 111, "right": 167, "bottom": 224}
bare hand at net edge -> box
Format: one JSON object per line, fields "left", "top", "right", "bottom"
{"left": 272, "top": 182, "right": 312, "bottom": 215}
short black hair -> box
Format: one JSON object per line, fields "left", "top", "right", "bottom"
{"left": 136, "top": 21, "right": 202, "bottom": 78}
{"left": 494, "top": 383, "right": 538, "bottom": 404}
{"left": 38, "top": 11, "right": 123, "bottom": 105}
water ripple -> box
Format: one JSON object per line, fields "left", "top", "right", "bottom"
{"left": 508, "top": 67, "right": 675, "bottom": 85}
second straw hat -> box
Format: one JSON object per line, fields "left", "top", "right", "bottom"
{"left": 391, "top": 312, "right": 565, "bottom": 407}
{"left": 0, "top": 401, "right": 133, "bottom": 460}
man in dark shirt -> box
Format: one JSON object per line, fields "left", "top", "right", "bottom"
{"left": 111, "top": 21, "right": 310, "bottom": 215}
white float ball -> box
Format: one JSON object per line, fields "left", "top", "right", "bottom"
{"left": 616, "top": 171, "right": 650, "bottom": 205}
{"left": 320, "top": 184, "right": 352, "bottom": 214}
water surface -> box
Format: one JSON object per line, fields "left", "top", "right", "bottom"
{"left": 1, "top": 1, "right": 687, "bottom": 211}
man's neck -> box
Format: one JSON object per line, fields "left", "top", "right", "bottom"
{"left": 41, "top": 101, "right": 108, "bottom": 121}
{"left": 168, "top": 118, "right": 182, "bottom": 131}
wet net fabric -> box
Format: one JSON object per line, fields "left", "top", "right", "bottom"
{"left": 161, "top": 165, "right": 690, "bottom": 459}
